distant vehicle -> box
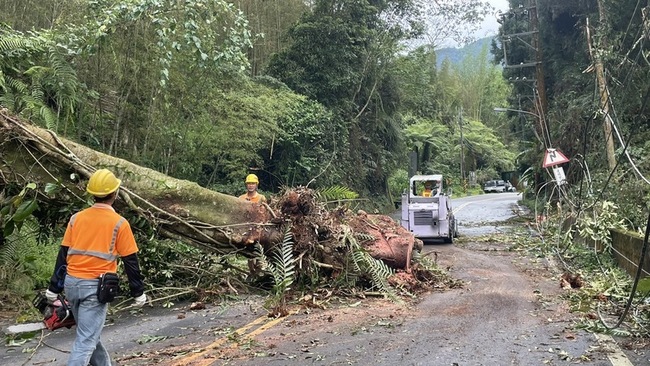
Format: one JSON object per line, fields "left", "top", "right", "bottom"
{"left": 483, "top": 179, "right": 512, "bottom": 193}
{"left": 400, "top": 174, "right": 458, "bottom": 243}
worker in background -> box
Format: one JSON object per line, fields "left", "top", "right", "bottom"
{"left": 421, "top": 181, "right": 435, "bottom": 197}
{"left": 421, "top": 181, "right": 440, "bottom": 197}
{"left": 239, "top": 174, "right": 267, "bottom": 204}
{"left": 239, "top": 173, "right": 267, "bottom": 276}
{"left": 46, "top": 169, "right": 147, "bottom": 366}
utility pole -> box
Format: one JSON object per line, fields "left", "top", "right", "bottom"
{"left": 458, "top": 107, "right": 465, "bottom": 181}
{"left": 499, "top": 0, "right": 550, "bottom": 196}
{"left": 586, "top": 6, "right": 617, "bottom": 172}
{"left": 529, "top": 0, "right": 548, "bottom": 117}
{"left": 499, "top": 0, "right": 548, "bottom": 145}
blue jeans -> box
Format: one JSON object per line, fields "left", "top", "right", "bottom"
{"left": 64, "top": 275, "right": 112, "bottom": 366}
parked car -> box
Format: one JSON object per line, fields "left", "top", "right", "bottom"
{"left": 483, "top": 179, "right": 511, "bottom": 193}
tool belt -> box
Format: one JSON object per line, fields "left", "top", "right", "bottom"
{"left": 97, "top": 273, "right": 119, "bottom": 304}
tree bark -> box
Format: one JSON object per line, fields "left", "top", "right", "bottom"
{"left": 0, "top": 108, "right": 280, "bottom": 255}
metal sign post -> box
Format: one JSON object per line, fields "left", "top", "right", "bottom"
{"left": 552, "top": 166, "right": 567, "bottom": 185}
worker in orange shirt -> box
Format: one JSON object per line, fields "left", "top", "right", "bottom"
{"left": 46, "top": 169, "right": 147, "bottom": 366}
{"left": 239, "top": 173, "right": 267, "bottom": 276}
{"left": 239, "top": 174, "right": 267, "bottom": 204}
{"left": 421, "top": 181, "right": 440, "bottom": 197}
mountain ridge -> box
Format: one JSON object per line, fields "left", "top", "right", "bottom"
{"left": 436, "top": 37, "right": 496, "bottom": 66}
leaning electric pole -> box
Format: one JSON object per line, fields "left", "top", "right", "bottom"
{"left": 585, "top": 1, "right": 617, "bottom": 172}
{"left": 499, "top": 0, "right": 548, "bottom": 145}
{"left": 529, "top": 0, "right": 548, "bottom": 118}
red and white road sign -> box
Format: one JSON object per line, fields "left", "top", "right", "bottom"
{"left": 542, "top": 148, "right": 569, "bottom": 168}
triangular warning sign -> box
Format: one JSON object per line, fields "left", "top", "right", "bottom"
{"left": 542, "top": 148, "right": 569, "bottom": 168}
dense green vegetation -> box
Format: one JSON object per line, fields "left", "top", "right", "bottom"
{"left": 9, "top": 0, "right": 645, "bottom": 300}
{"left": 0, "top": 0, "right": 510, "bottom": 308}
{"left": 493, "top": 0, "right": 650, "bottom": 230}
{"left": 2, "top": 0, "right": 650, "bottom": 336}
{"left": 0, "top": 0, "right": 511, "bottom": 206}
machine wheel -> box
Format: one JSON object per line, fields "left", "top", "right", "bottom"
{"left": 452, "top": 217, "right": 459, "bottom": 238}
{"left": 443, "top": 218, "right": 456, "bottom": 244}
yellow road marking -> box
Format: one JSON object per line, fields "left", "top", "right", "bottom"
{"left": 171, "top": 309, "right": 298, "bottom": 366}
{"left": 171, "top": 314, "right": 268, "bottom": 366}
{"left": 241, "top": 311, "right": 291, "bottom": 340}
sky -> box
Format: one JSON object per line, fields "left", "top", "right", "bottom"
{"left": 435, "top": 0, "right": 511, "bottom": 49}
{"left": 474, "top": 0, "right": 510, "bottom": 40}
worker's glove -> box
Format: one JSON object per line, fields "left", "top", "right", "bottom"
{"left": 134, "top": 293, "right": 147, "bottom": 307}
{"left": 45, "top": 289, "right": 59, "bottom": 303}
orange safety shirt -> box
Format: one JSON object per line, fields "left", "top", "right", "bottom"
{"left": 422, "top": 189, "right": 433, "bottom": 197}
{"left": 239, "top": 192, "right": 267, "bottom": 204}
{"left": 63, "top": 203, "right": 139, "bottom": 279}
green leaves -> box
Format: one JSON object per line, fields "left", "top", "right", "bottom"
{"left": 576, "top": 201, "right": 626, "bottom": 251}
{"left": 11, "top": 200, "right": 39, "bottom": 223}
{"left": 1, "top": 182, "right": 40, "bottom": 237}
{"left": 265, "top": 225, "right": 297, "bottom": 312}
{"left": 316, "top": 186, "right": 359, "bottom": 201}
{"left": 69, "top": 0, "right": 253, "bottom": 85}
{"left": 266, "top": 0, "right": 428, "bottom": 194}
{"left": 0, "top": 28, "right": 80, "bottom": 132}
{"left": 44, "top": 183, "right": 61, "bottom": 196}
{"left": 636, "top": 278, "right": 650, "bottom": 295}
{"left": 136, "top": 335, "right": 169, "bottom": 344}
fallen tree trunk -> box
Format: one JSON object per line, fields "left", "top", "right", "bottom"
{"left": 0, "top": 109, "right": 280, "bottom": 255}
{"left": 0, "top": 109, "right": 418, "bottom": 271}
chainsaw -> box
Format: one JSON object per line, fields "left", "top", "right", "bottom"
{"left": 4, "top": 292, "right": 76, "bottom": 335}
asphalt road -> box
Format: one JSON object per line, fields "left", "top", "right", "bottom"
{"left": 2, "top": 192, "right": 647, "bottom": 365}
{"left": 452, "top": 191, "right": 523, "bottom": 237}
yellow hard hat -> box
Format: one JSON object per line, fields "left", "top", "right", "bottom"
{"left": 245, "top": 174, "right": 259, "bottom": 184}
{"left": 87, "top": 169, "right": 121, "bottom": 197}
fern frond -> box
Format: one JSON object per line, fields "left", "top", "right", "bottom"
{"left": 0, "top": 90, "right": 17, "bottom": 110}
{"left": 609, "top": 328, "right": 631, "bottom": 337}
{"left": 354, "top": 232, "right": 376, "bottom": 243}
{"left": 39, "top": 105, "right": 58, "bottom": 130}
{"left": 368, "top": 258, "right": 394, "bottom": 292}
{"left": 344, "top": 226, "right": 396, "bottom": 298}
{"left": 0, "top": 235, "right": 21, "bottom": 266}
{"left": 268, "top": 225, "right": 296, "bottom": 296}
{"left": 0, "top": 34, "right": 42, "bottom": 54}
{"left": 0, "top": 220, "right": 41, "bottom": 294}
{"left": 24, "top": 65, "right": 48, "bottom": 78}
{"left": 6, "top": 75, "right": 28, "bottom": 94}
{"left": 252, "top": 242, "right": 264, "bottom": 259}
{"left": 316, "top": 186, "right": 359, "bottom": 201}
{"left": 250, "top": 242, "right": 268, "bottom": 271}
{"left": 1, "top": 32, "right": 78, "bottom": 131}
{"left": 411, "top": 250, "right": 435, "bottom": 268}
